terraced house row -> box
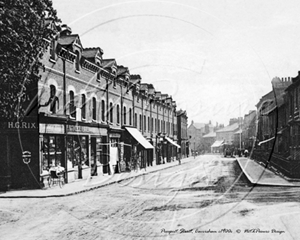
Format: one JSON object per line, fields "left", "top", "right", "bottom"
{"left": 253, "top": 75, "right": 300, "bottom": 179}
{"left": 0, "top": 24, "right": 188, "bottom": 190}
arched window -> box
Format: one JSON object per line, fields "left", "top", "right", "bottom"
{"left": 151, "top": 117, "right": 153, "bottom": 132}
{"left": 50, "top": 40, "right": 55, "bottom": 60}
{"left": 139, "top": 114, "right": 142, "bottom": 131}
{"left": 129, "top": 108, "right": 132, "bottom": 125}
{"left": 96, "top": 63, "right": 101, "bottom": 81}
{"left": 69, "top": 91, "right": 76, "bottom": 118}
{"left": 75, "top": 50, "right": 80, "bottom": 72}
{"left": 123, "top": 106, "right": 126, "bottom": 125}
{"left": 134, "top": 113, "right": 137, "bottom": 127}
{"left": 101, "top": 100, "right": 105, "bottom": 121}
{"left": 117, "top": 105, "right": 120, "bottom": 124}
{"left": 49, "top": 85, "right": 58, "bottom": 113}
{"left": 148, "top": 116, "right": 150, "bottom": 132}
{"left": 81, "top": 94, "right": 86, "bottom": 120}
{"left": 144, "top": 115, "right": 146, "bottom": 131}
{"left": 110, "top": 102, "right": 113, "bottom": 122}
{"left": 92, "top": 97, "right": 96, "bottom": 121}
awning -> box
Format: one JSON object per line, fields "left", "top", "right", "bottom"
{"left": 258, "top": 137, "right": 275, "bottom": 146}
{"left": 211, "top": 140, "right": 225, "bottom": 148}
{"left": 165, "top": 136, "right": 181, "bottom": 148}
{"left": 125, "top": 127, "right": 154, "bottom": 149}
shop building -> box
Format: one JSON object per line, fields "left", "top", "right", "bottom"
{"left": 0, "top": 24, "right": 187, "bottom": 190}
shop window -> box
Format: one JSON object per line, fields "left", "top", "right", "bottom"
{"left": 123, "top": 106, "right": 126, "bottom": 125}
{"left": 69, "top": 91, "right": 76, "bottom": 118}
{"left": 42, "top": 135, "right": 63, "bottom": 171}
{"left": 92, "top": 97, "right": 97, "bottom": 121}
{"left": 129, "top": 108, "right": 132, "bottom": 125}
{"left": 110, "top": 102, "right": 113, "bottom": 123}
{"left": 91, "top": 137, "right": 101, "bottom": 175}
{"left": 81, "top": 94, "right": 86, "bottom": 120}
{"left": 117, "top": 105, "right": 120, "bottom": 124}
{"left": 101, "top": 100, "right": 105, "bottom": 121}
{"left": 67, "top": 135, "right": 88, "bottom": 170}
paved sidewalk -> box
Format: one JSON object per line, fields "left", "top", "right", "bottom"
{"left": 0, "top": 157, "right": 194, "bottom": 198}
{"left": 236, "top": 157, "right": 300, "bottom": 186}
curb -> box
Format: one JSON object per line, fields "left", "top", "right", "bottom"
{"left": 0, "top": 159, "right": 192, "bottom": 199}
{"left": 236, "top": 158, "right": 300, "bottom": 187}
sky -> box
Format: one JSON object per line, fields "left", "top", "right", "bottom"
{"left": 52, "top": 0, "right": 300, "bottom": 126}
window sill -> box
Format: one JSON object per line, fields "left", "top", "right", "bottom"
{"left": 75, "top": 70, "right": 81, "bottom": 74}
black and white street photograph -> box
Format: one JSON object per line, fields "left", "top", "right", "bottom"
{"left": 1, "top": 0, "right": 300, "bottom": 239}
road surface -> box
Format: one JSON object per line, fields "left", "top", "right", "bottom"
{"left": 1, "top": 154, "right": 300, "bottom": 240}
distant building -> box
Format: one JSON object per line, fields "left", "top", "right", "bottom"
{"left": 177, "top": 110, "right": 188, "bottom": 158}
{"left": 202, "top": 131, "right": 216, "bottom": 153}
{"left": 242, "top": 110, "right": 257, "bottom": 151}
{"left": 216, "top": 122, "right": 240, "bottom": 145}
{"left": 187, "top": 120, "right": 214, "bottom": 154}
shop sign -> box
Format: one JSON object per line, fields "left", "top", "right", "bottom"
{"left": 1, "top": 121, "right": 37, "bottom": 129}
{"left": 67, "top": 124, "right": 107, "bottom": 135}
{"left": 109, "top": 133, "right": 121, "bottom": 138}
{"left": 40, "top": 123, "right": 64, "bottom": 134}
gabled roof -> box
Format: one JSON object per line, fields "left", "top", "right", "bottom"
{"left": 102, "top": 59, "right": 117, "bottom": 68}
{"left": 140, "top": 84, "right": 148, "bottom": 91}
{"left": 177, "top": 109, "right": 186, "bottom": 116}
{"left": 130, "top": 74, "right": 141, "bottom": 80}
{"left": 192, "top": 122, "right": 205, "bottom": 129}
{"left": 203, "top": 131, "right": 216, "bottom": 138}
{"left": 82, "top": 47, "right": 103, "bottom": 59}
{"left": 234, "top": 129, "right": 243, "bottom": 134}
{"left": 117, "top": 65, "right": 129, "bottom": 76}
{"left": 58, "top": 34, "right": 82, "bottom": 47}
{"left": 216, "top": 122, "right": 239, "bottom": 133}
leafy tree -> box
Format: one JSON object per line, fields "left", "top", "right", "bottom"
{"left": 0, "top": 0, "right": 60, "bottom": 120}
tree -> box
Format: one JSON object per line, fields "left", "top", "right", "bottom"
{"left": 0, "top": 0, "right": 60, "bottom": 120}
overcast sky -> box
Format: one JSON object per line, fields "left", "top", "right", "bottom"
{"left": 52, "top": 0, "right": 300, "bottom": 126}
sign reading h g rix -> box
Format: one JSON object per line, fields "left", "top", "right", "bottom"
{"left": 0, "top": 119, "right": 38, "bottom": 130}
